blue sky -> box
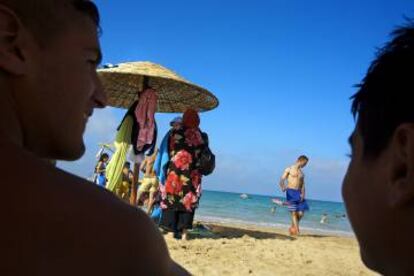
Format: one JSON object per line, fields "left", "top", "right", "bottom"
{"left": 59, "top": 0, "right": 414, "bottom": 202}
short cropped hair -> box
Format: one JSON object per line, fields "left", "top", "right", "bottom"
{"left": 0, "top": 0, "right": 100, "bottom": 44}
{"left": 298, "top": 155, "right": 309, "bottom": 162}
{"left": 351, "top": 20, "right": 414, "bottom": 158}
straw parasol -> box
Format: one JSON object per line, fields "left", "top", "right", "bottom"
{"left": 98, "top": 61, "right": 219, "bottom": 113}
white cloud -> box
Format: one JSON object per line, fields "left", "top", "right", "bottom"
{"left": 58, "top": 108, "right": 122, "bottom": 178}
{"left": 306, "top": 158, "right": 349, "bottom": 201}
{"left": 85, "top": 108, "right": 120, "bottom": 142}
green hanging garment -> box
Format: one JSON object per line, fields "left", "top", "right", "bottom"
{"left": 106, "top": 115, "right": 133, "bottom": 192}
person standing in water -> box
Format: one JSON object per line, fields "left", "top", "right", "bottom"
{"left": 320, "top": 213, "right": 328, "bottom": 224}
{"left": 279, "top": 155, "right": 309, "bottom": 235}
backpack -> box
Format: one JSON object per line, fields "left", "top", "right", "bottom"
{"left": 199, "top": 133, "right": 215, "bottom": 176}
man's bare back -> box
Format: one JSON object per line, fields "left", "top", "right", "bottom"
{"left": 1, "top": 141, "right": 186, "bottom": 275}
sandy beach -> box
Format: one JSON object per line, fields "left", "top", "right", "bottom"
{"left": 166, "top": 222, "right": 376, "bottom": 276}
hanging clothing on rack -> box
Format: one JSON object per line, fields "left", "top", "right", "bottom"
{"left": 135, "top": 88, "right": 158, "bottom": 152}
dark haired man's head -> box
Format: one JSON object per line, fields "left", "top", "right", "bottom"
{"left": 99, "top": 153, "right": 109, "bottom": 162}
{"left": 0, "top": 0, "right": 106, "bottom": 161}
{"left": 343, "top": 21, "right": 414, "bottom": 275}
{"left": 297, "top": 155, "right": 309, "bottom": 167}
{"left": 0, "top": 0, "right": 100, "bottom": 44}
{"left": 297, "top": 155, "right": 309, "bottom": 162}
{"left": 351, "top": 22, "right": 414, "bottom": 158}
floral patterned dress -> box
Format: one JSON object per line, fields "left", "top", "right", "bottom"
{"left": 160, "top": 126, "right": 205, "bottom": 213}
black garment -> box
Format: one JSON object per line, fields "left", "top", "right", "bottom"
{"left": 160, "top": 209, "right": 195, "bottom": 233}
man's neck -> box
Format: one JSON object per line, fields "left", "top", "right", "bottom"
{"left": 0, "top": 83, "right": 24, "bottom": 147}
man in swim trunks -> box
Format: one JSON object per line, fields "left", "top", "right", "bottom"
{"left": 279, "top": 155, "right": 309, "bottom": 235}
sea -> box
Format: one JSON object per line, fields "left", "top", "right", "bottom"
{"left": 195, "top": 190, "right": 353, "bottom": 237}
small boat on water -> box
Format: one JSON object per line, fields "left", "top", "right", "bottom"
{"left": 240, "top": 193, "right": 249, "bottom": 199}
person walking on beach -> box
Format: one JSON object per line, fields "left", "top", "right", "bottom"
{"left": 160, "top": 109, "right": 209, "bottom": 240}
{"left": 279, "top": 155, "right": 309, "bottom": 235}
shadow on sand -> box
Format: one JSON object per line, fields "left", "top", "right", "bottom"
{"left": 189, "top": 223, "right": 296, "bottom": 241}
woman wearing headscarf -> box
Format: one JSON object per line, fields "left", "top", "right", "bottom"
{"left": 159, "top": 109, "right": 207, "bottom": 240}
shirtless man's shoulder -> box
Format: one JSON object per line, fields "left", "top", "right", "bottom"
{"left": 0, "top": 142, "right": 176, "bottom": 275}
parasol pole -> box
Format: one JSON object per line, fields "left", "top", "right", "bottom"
{"left": 130, "top": 164, "right": 139, "bottom": 206}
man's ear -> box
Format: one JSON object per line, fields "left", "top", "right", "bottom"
{"left": 388, "top": 123, "right": 414, "bottom": 208}
{"left": 0, "top": 5, "right": 29, "bottom": 75}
